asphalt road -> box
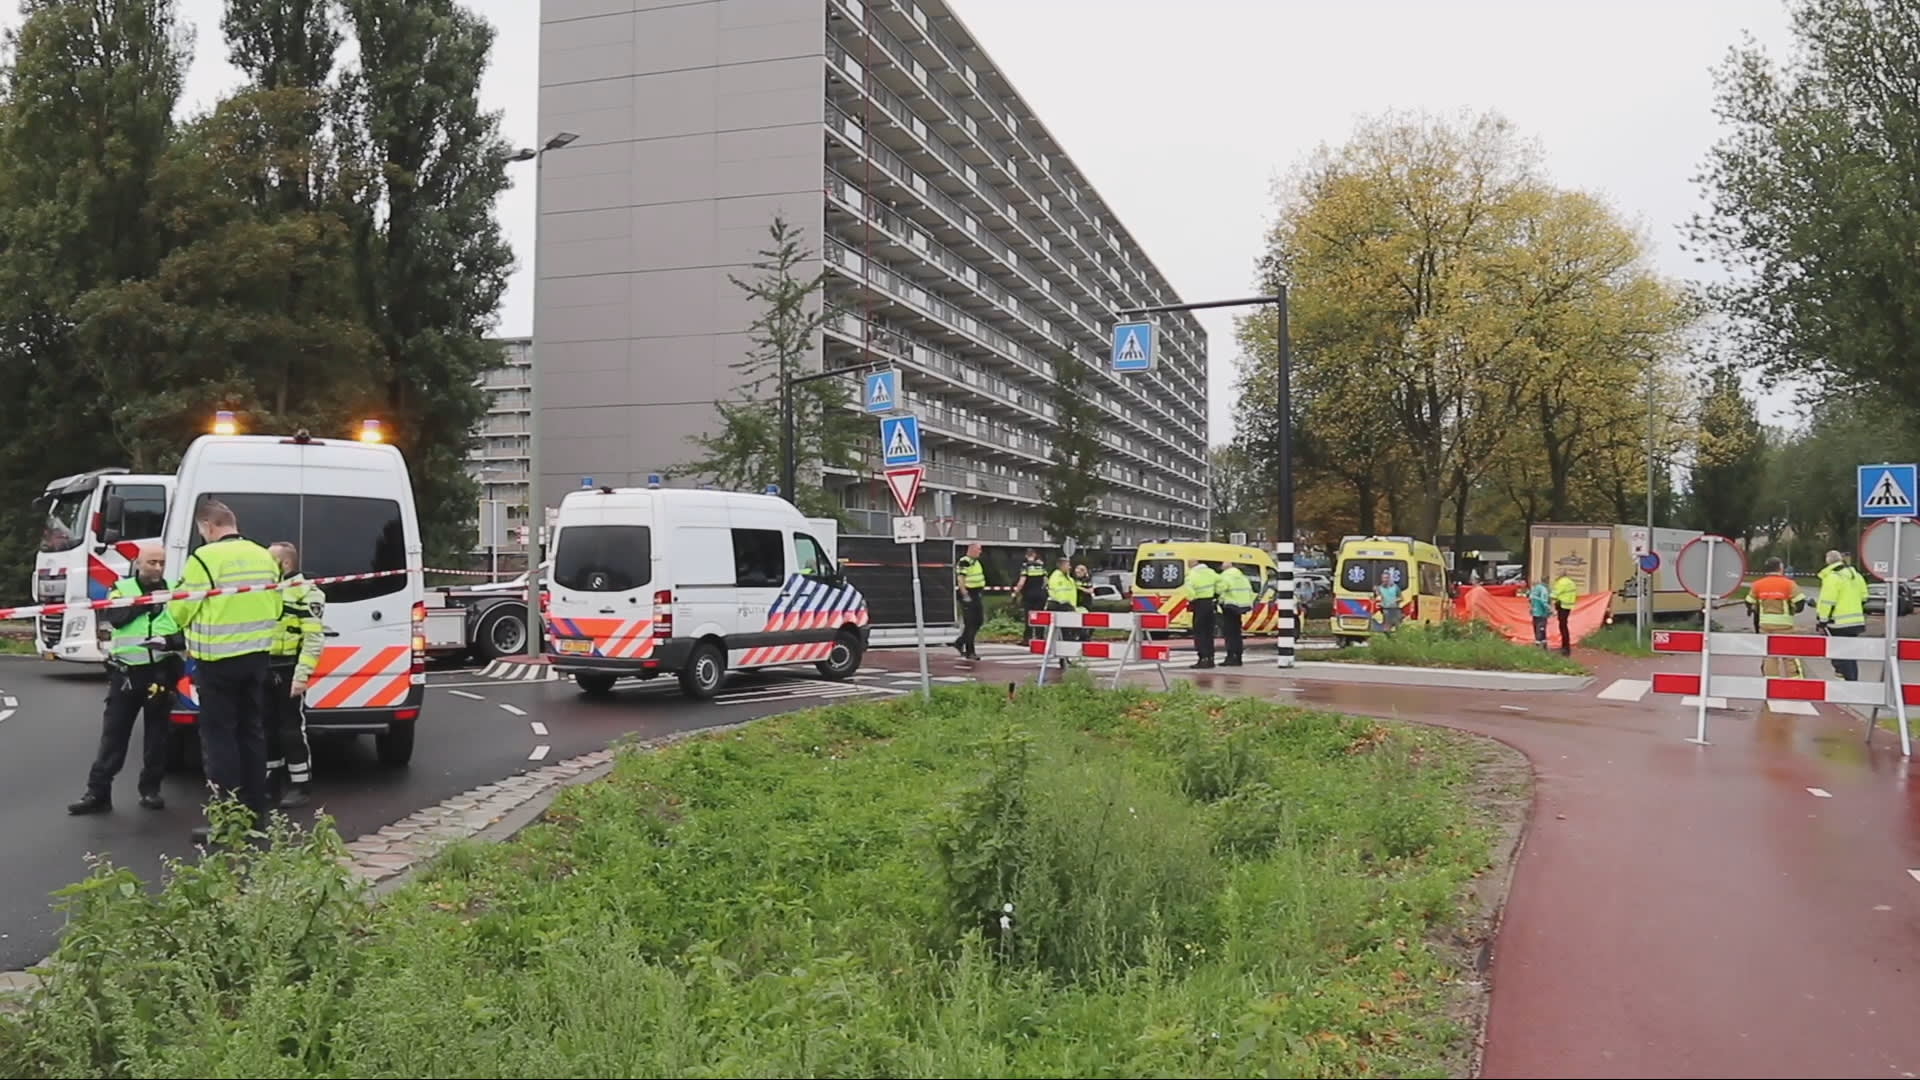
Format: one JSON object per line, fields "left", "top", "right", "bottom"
{"left": 0, "top": 654, "right": 932, "bottom": 971}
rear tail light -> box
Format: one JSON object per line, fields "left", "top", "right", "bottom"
{"left": 394, "top": 708, "right": 420, "bottom": 721}
{"left": 653, "top": 589, "right": 673, "bottom": 637}
{"left": 410, "top": 601, "right": 427, "bottom": 678}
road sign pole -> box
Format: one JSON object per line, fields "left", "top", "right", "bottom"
{"left": 908, "top": 542, "right": 931, "bottom": 697}
{"left": 1890, "top": 518, "right": 1911, "bottom": 758}
{"left": 1689, "top": 538, "right": 1716, "bottom": 746}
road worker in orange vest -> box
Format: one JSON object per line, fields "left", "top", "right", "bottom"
{"left": 1744, "top": 557, "right": 1808, "bottom": 678}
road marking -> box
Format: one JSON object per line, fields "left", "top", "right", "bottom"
{"left": 1597, "top": 678, "right": 1651, "bottom": 702}
{"left": 446, "top": 689, "right": 485, "bottom": 701}
{"left": 1500, "top": 704, "right": 1529, "bottom": 713}
{"left": 1908, "top": 869, "right": 1920, "bottom": 885}
{"left": 1807, "top": 787, "right": 1833, "bottom": 798}
{"left": 2, "top": 696, "right": 15, "bottom": 708}
{"left": 529, "top": 721, "right": 548, "bottom": 736}
{"left": 1764, "top": 700, "right": 1820, "bottom": 716}
{"left": 933, "top": 676, "right": 971, "bottom": 684}
{"left": 499, "top": 703, "right": 527, "bottom": 717}
{"left": 1681, "top": 695, "right": 1730, "bottom": 710}
{"left": 528, "top": 744, "right": 550, "bottom": 761}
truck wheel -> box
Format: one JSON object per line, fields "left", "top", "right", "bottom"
{"left": 575, "top": 673, "right": 617, "bottom": 696}
{"left": 679, "top": 642, "right": 725, "bottom": 700}
{"left": 375, "top": 718, "right": 416, "bottom": 768}
{"left": 473, "top": 604, "right": 529, "bottom": 661}
{"left": 816, "top": 629, "right": 864, "bottom": 681}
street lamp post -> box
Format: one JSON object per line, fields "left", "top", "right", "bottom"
{"left": 508, "top": 131, "right": 579, "bottom": 661}
{"left": 1115, "top": 290, "right": 1294, "bottom": 667}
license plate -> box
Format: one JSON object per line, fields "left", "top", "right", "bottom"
{"left": 556, "top": 638, "right": 594, "bottom": 655}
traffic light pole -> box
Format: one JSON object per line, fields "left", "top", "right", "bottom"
{"left": 1116, "top": 290, "right": 1295, "bottom": 667}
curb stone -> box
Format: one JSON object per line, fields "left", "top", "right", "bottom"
{"left": 0, "top": 720, "right": 759, "bottom": 1009}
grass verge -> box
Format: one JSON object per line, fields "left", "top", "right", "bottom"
{"left": 1322, "top": 621, "right": 1587, "bottom": 675}
{"left": 0, "top": 631, "right": 32, "bottom": 655}
{"left": 1580, "top": 616, "right": 1709, "bottom": 658}
{"left": 0, "top": 683, "right": 1518, "bottom": 1079}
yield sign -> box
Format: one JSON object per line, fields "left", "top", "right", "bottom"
{"left": 884, "top": 465, "right": 923, "bottom": 516}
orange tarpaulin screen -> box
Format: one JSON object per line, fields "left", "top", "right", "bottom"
{"left": 1453, "top": 585, "right": 1613, "bottom": 644}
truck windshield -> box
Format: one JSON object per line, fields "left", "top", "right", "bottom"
{"left": 39, "top": 490, "right": 90, "bottom": 553}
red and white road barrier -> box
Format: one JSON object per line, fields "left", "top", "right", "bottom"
{"left": 1652, "top": 629, "right": 1919, "bottom": 662}
{"left": 1026, "top": 639, "right": 1172, "bottom": 662}
{"left": 1651, "top": 672, "right": 1897, "bottom": 707}
{"left": 0, "top": 569, "right": 408, "bottom": 623}
{"left": 1028, "top": 609, "right": 1171, "bottom": 689}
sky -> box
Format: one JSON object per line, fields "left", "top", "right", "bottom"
{"left": 2, "top": 0, "right": 1798, "bottom": 440}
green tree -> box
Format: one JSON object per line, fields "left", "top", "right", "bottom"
{"left": 1039, "top": 350, "right": 1109, "bottom": 548}
{"left": 1684, "top": 368, "right": 1768, "bottom": 540}
{"left": 1692, "top": 0, "right": 1920, "bottom": 411}
{"left": 0, "top": 0, "right": 189, "bottom": 587}
{"left": 1207, "top": 443, "right": 1266, "bottom": 543}
{"left": 334, "top": 0, "right": 515, "bottom": 564}
{"left": 675, "top": 215, "right": 862, "bottom": 520}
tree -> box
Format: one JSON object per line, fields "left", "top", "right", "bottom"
{"left": 334, "top": 0, "right": 515, "bottom": 564}
{"left": 1037, "top": 349, "right": 1109, "bottom": 548}
{"left": 1692, "top": 0, "right": 1920, "bottom": 412}
{"left": 675, "top": 215, "right": 863, "bottom": 519}
{"left": 1684, "top": 368, "right": 1768, "bottom": 540}
{"left": 0, "top": 0, "right": 189, "bottom": 587}
{"left": 1207, "top": 444, "right": 1266, "bottom": 543}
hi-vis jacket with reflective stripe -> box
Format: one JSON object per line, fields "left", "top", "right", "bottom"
{"left": 1218, "top": 566, "right": 1254, "bottom": 608}
{"left": 167, "top": 535, "right": 284, "bottom": 662}
{"left": 270, "top": 576, "right": 327, "bottom": 682}
{"left": 106, "top": 575, "right": 179, "bottom": 667}
{"left": 1816, "top": 560, "right": 1868, "bottom": 629}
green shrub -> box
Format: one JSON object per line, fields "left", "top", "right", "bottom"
{"left": 1326, "top": 619, "right": 1587, "bottom": 674}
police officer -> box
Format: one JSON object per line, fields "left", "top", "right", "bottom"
{"left": 167, "top": 499, "right": 283, "bottom": 840}
{"left": 67, "top": 543, "right": 182, "bottom": 815}
{"left": 1217, "top": 561, "right": 1254, "bottom": 667}
{"left": 953, "top": 542, "right": 985, "bottom": 661}
{"left": 264, "top": 542, "right": 326, "bottom": 809}
{"left": 1187, "top": 559, "right": 1220, "bottom": 669}
{"left": 1816, "top": 549, "right": 1869, "bottom": 680}
{"left": 1019, "top": 547, "right": 1048, "bottom": 643}
{"left": 1045, "top": 556, "right": 1079, "bottom": 668}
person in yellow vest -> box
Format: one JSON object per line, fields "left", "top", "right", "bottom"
{"left": 1019, "top": 547, "right": 1048, "bottom": 643}
{"left": 1217, "top": 562, "right": 1254, "bottom": 667}
{"left": 1045, "top": 556, "right": 1080, "bottom": 668}
{"left": 68, "top": 543, "right": 182, "bottom": 815}
{"left": 1187, "top": 559, "right": 1220, "bottom": 669}
{"left": 265, "top": 542, "right": 327, "bottom": 809}
{"left": 167, "top": 499, "right": 284, "bottom": 840}
{"left": 1745, "top": 557, "right": 1809, "bottom": 677}
{"left": 1551, "top": 573, "right": 1580, "bottom": 656}
{"left": 1816, "top": 549, "right": 1869, "bottom": 681}
{"left": 952, "top": 542, "right": 986, "bottom": 661}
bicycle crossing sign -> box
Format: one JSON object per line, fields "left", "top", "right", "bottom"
{"left": 1858, "top": 463, "right": 1918, "bottom": 518}
{"left": 1110, "top": 320, "right": 1155, "bottom": 372}
{"left": 880, "top": 415, "right": 922, "bottom": 467}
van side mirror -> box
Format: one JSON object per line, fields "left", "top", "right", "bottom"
{"left": 100, "top": 494, "right": 126, "bottom": 544}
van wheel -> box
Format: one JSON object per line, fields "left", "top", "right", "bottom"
{"left": 375, "top": 718, "right": 416, "bottom": 768}
{"left": 816, "top": 629, "right": 864, "bottom": 681}
{"left": 575, "top": 673, "right": 617, "bottom": 696}
{"left": 679, "top": 642, "right": 725, "bottom": 700}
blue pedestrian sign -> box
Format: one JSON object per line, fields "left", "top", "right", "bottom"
{"left": 1110, "top": 320, "right": 1155, "bottom": 372}
{"left": 863, "top": 368, "right": 901, "bottom": 414}
{"left": 580, "top": 476, "right": 594, "bottom": 488}
{"left": 880, "top": 414, "right": 922, "bottom": 467}
{"left": 1858, "top": 463, "right": 1918, "bottom": 518}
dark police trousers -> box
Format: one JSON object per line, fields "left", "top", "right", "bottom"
{"left": 195, "top": 651, "right": 272, "bottom": 824}
{"left": 85, "top": 662, "right": 175, "bottom": 802}
{"left": 263, "top": 660, "right": 312, "bottom": 788}
{"left": 1219, "top": 604, "right": 1245, "bottom": 662}
{"left": 955, "top": 593, "right": 984, "bottom": 655}
{"left": 1190, "top": 598, "right": 1217, "bottom": 663}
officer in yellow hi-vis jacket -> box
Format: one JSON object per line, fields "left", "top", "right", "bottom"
{"left": 1186, "top": 560, "right": 1220, "bottom": 669}
{"left": 1816, "top": 549, "right": 1869, "bottom": 681}
{"left": 265, "top": 542, "right": 326, "bottom": 808}
{"left": 167, "top": 499, "right": 283, "bottom": 837}
{"left": 953, "top": 542, "right": 986, "bottom": 661}
{"left": 1217, "top": 562, "right": 1254, "bottom": 668}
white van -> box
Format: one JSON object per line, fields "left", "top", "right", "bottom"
{"left": 164, "top": 432, "right": 426, "bottom": 766}
{"left": 545, "top": 487, "right": 870, "bottom": 699}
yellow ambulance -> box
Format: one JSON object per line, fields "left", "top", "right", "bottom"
{"left": 1331, "top": 535, "right": 1449, "bottom": 644}
{"left": 1130, "top": 541, "right": 1279, "bottom": 634}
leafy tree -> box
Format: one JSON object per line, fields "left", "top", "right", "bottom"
{"left": 0, "top": 0, "right": 189, "bottom": 587}
{"left": 334, "top": 0, "right": 515, "bottom": 565}
{"left": 1684, "top": 368, "right": 1768, "bottom": 540}
{"left": 676, "top": 215, "right": 862, "bottom": 520}
{"left": 1207, "top": 444, "right": 1267, "bottom": 543}
{"left": 1692, "top": 0, "right": 1920, "bottom": 412}
{"left": 1039, "top": 350, "right": 1109, "bottom": 549}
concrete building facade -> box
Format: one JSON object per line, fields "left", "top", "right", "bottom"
{"left": 535, "top": 0, "right": 1210, "bottom": 546}
{"left": 470, "top": 337, "right": 532, "bottom": 552}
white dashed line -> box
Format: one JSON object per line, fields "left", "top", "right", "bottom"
{"left": 1765, "top": 700, "right": 1820, "bottom": 716}
{"left": 499, "top": 703, "right": 527, "bottom": 717}
{"left": 1500, "top": 705, "right": 1529, "bottom": 713}
{"left": 1908, "top": 869, "right": 1920, "bottom": 885}
{"left": 529, "top": 721, "right": 548, "bottom": 736}
{"left": 1807, "top": 787, "right": 1833, "bottom": 798}
{"left": 447, "top": 690, "right": 485, "bottom": 701}
{"left": 2, "top": 696, "right": 15, "bottom": 708}
{"left": 528, "top": 745, "right": 550, "bottom": 762}
{"left": 1597, "top": 678, "right": 1651, "bottom": 702}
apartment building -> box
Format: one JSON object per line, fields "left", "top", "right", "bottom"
{"left": 535, "top": 0, "right": 1211, "bottom": 546}
{"left": 469, "top": 336, "right": 532, "bottom": 550}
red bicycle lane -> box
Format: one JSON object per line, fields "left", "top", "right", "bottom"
{"left": 1115, "top": 653, "right": 1920, "bottom": 1079}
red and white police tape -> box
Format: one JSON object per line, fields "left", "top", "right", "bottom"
{"left": 0, "top": 569, "right": 409, "bottom": 623}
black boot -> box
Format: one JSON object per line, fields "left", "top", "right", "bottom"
{"left": 138, "top": 792, "right": 165, "bottom": 811}
{"left": 277, "top": 784, "right": 310, "bottom": 809}
{"left": 66, "top": 792, "right": 110, "bottom": 815}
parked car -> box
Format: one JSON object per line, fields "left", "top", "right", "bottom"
{"left": 1865, "top": 581, "right": 1916, "bottom": 617}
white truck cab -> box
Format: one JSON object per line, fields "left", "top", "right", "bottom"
{"left": 545, "top": 487, "right": 870, "bottom": 699}
{"left": 163, "top": 433, "right": 427, "bottom": 767}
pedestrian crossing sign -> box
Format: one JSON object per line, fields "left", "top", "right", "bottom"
{"left": 880, "top": 414, "right": 921, "bottom": 467}
{"left": 1858, "top": 463, "right": 1918, "bottom": 518}
{"left": 1110, "top": 320, "right": 1155, "bottom": 372}
{"left": 863, "top": 368, "right": 900, "bottom": 414}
